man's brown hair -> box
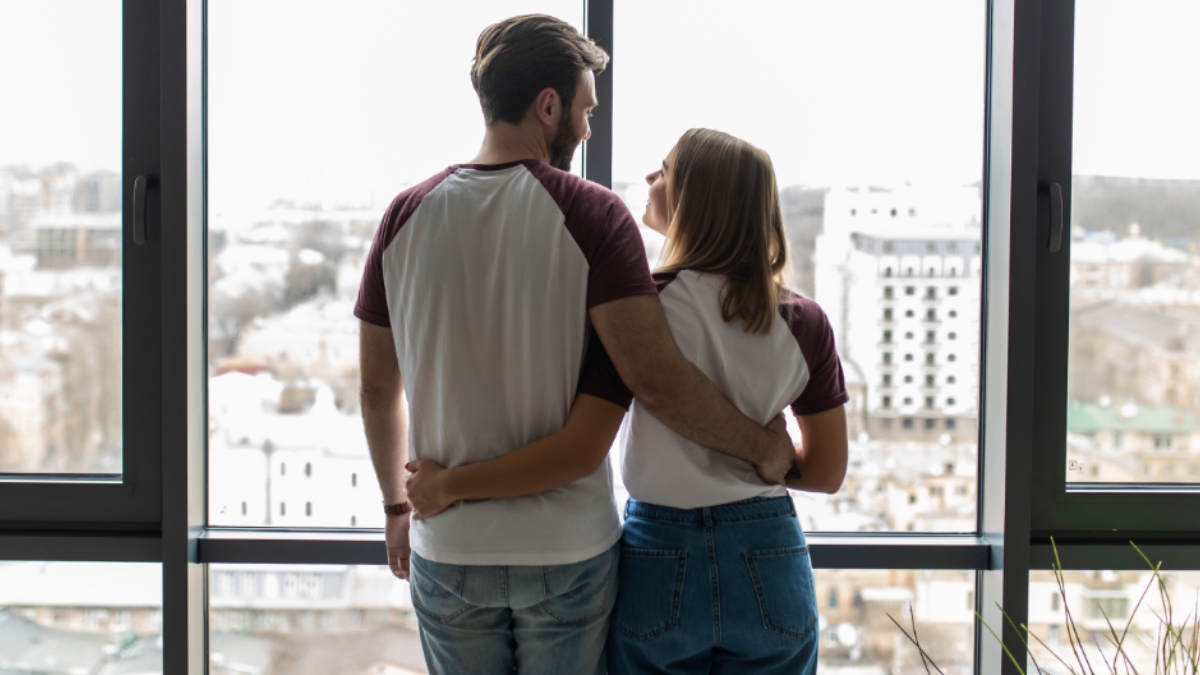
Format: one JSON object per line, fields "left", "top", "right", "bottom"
{"left": 471, "top": 15, "right": 609, "bottom": 125}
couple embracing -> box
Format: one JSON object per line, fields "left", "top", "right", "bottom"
{"left": 355, "top": 14, "right": 848, "bottom": 675}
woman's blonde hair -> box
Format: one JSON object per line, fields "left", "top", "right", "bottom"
{"left": 659, "top": 128, "right": 789, "bottom": 334}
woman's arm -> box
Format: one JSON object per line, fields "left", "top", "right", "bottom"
{"left": 785, "top": 406, "right": 848, "bottom": 494}
{"left": 405, "top": 394, "right": 626, "bottom": 518}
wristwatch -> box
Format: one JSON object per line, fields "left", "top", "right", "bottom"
{"left": 383, "top": 502, "right": 412, "bottom": 516}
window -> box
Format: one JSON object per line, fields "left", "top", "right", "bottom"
{"left": 0, "top": 0, "right": 161, "bottom": 525}
{"left": 0, "top": 562, "right": 162, "bottom": 671}
{"left": 883, "top": 330, "right": 893, "bottom": 343}
{"left": 884, "top": 286, "right": 895, "bottom": 298}
{"left": 883, "top": 374, "right": 892, "bottom": 386}
{"left": 7, "top": 3, "right": 1199, "bottom": 674}
{"left": 883, "top": 396, "right": 892, "bottom": 409}
{"left": 206, "top": 0, "right": 584, "bottom": 530}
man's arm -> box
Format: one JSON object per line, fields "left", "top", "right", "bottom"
{"left": 359, "top": 321, "right": 411, "bottom": 580}
{"left": 406, "top": 394, "right": 624, "bottom": 518}
{"left": 590, "top": 294, "right": 794, "bottom": 483}
{"left": 785, "top": 406, "right": 849, "bottom": 494}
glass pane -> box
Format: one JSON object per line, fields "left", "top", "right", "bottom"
{"left": 614, "top": 0, "right": 986, "bottom": 532}
{"left": 1027, "top": 569, "right": 1200, "bottom": 669}
{"left": 818, "top": 569, "right": 975, "bottom": 672}
{"left": 209, "top": 565, "right": 973, "bottom": 673}
{"left": 209, "top": 565, "right": 421, "bottom": 673}
{"left": 0, "top": 562, "right": 161, "bottom": 673}
{"left": 0, "top": 2, "right": 122, "bottom": 474}
{"left": 1067, "top": 1, "right": 1200, "bottom": 485}
{"left": 206, "top": 1, "right": 584, "bottom": 527}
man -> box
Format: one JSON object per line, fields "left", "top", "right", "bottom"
{"left": 355, "top": 14, "right": 795, "bottom": 674}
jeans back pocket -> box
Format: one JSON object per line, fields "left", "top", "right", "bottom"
{"left": 612, "top": 548, "right": 687, "bottom": 641}
{"left": 409, "top": 555, "right": 470, "bottom": 625}
{"left": 744, "top": 546, "right": 818, "bottom": 640}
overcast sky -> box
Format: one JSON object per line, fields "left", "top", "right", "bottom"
{"left": 2, "top": 0, "right": 1198, "bottom": 215}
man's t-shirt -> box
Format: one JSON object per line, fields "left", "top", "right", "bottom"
{"left": 582, "top": 270, "right": 849, "bottom": 509}
{"left": 355, "top": 159, "right": 655, "bottom": 565}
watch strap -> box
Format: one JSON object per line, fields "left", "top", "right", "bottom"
{"left": 383, "top": 502, "right": 412, "bottom": 516}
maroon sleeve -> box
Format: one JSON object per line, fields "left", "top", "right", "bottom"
{"left": 525, "top": 162, "right": 657, "bottom": 308}
{"left": 575, "top": 270, "right": 679, "bottom": 408}
{"left": 576, "top": 328, "right": 634, "bottom": 409}
{"left": 353, "top": 202, "right": 396, "bottom": 328}
{"left": 353, "top": 169, "right": 454, "bottom": 327}
{"left": 782, "top": 293, "right": 850, "bottom": 416}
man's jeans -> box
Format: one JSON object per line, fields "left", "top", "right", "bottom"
{"left": 607, "top": 497, "right": 818, "bottom": 674}
{"left": 409, "top": 543, "right": 619, "bottom": 675}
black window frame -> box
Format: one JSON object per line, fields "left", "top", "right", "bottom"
{"left": 0, "top": 0, "right": 164, "bottom": 529}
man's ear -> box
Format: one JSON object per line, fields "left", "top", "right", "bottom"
{"left": 532, "top": 87, "right": 560, "bottom": 127}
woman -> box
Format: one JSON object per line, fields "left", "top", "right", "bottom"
{"left": 406, "top": 128, "right": 848, "bottom": 673}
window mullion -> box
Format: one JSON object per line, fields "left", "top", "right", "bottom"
{"left": 583, "top": 0, "right": 614, "bottom": 188}
{"left": 159, "top": 0, "right": 207, "bottom": 672}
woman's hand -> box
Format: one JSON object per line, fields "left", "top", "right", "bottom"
{"left": 405, "top": 459, "right": 454, "bottom": 519}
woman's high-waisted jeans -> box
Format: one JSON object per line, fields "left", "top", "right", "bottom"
{"left": 607, "top": 496, "right": 818, "bottom": 674}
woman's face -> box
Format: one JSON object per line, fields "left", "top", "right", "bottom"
{"left": 643, "top": 154, "right": 672, "bottom": 236}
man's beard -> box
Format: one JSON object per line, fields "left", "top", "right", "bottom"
{"left": 548, "top": 114, "right": 582, "bottom": 171}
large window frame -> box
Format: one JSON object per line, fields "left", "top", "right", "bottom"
{"left": 0, "top": 0, "right": 164, "bottom": 528}
{"left": 2, "top": 1, "right": 1199, "bottom": 673}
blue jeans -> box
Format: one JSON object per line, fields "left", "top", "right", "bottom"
{"left": 607, "top": 497, "right": 818, "bottom": 674}
{"left": 409, "top": 544, "right": 619, "bottom": 675}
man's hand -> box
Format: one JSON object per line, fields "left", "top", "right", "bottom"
{"left": 405, "top": 459, "right": 453, "bottom": 520}
{"left": 754, "top": 414, "right": 797, "bottom": 485}
{"left": 385, "top": 512, "right": 412, "bottom": 580}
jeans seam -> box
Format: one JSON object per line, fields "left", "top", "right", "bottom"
{"left": 499, "top": 562, "right": 508, "bottom": 605}
{"left": 705, "top": 522, "right": 721, "bottom": 646}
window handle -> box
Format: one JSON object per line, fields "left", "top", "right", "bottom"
{"left": 1047, "top": 182, "right": 1064, "bottom": 253}
{"left": 132, "top": 174, "right": 153, "bottom": 245}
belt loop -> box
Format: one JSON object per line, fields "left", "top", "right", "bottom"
{"left": 703, "top": 507, "right": 713, "bottom": 529}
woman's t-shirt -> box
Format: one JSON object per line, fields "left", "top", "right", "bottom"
{"left": 579, "top": 269, "right": 849, "bottom": 509}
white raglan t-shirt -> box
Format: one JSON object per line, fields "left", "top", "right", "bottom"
{"left": 581, "top": 270, "right": 849, "bottom": 509}
{"left": 355, "top": 159, "right": 656, "bottom": 565}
